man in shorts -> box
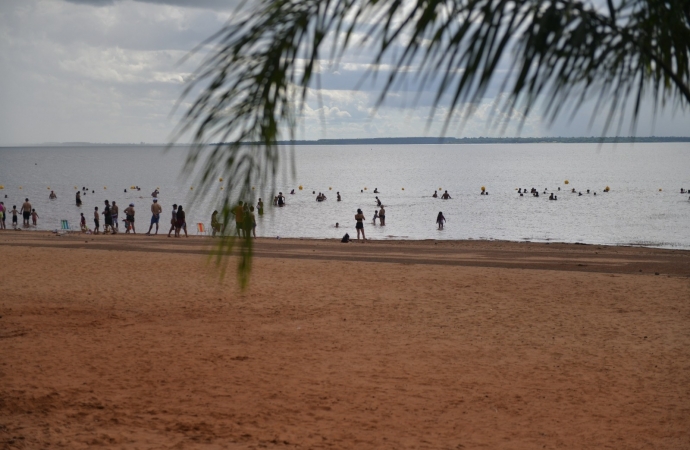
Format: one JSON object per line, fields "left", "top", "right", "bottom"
{"left": 124, "top": 203, "right": 136, "bottom": 234}
{"left": 111, "top": 201, "right": 119, "bottom": 231}
{"left": 146, "top": 198, "right": 163, "bottom": 235}
{"left": 20, "top": 198, "right": 32, "bottom": 227}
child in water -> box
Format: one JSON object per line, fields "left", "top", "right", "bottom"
{"left": 437, "top": 211, "right": 446, "bottom": 230}
{"left": 31, "top": 209, "right": 39, "bottom": 226}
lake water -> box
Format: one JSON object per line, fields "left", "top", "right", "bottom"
{"left": 1, "top": 143, "right": 689, "bottom": 249}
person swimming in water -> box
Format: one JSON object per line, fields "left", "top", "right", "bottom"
{"left": 373, "top": 188, "right": 379, "bottom": 193}
{"left": 441, "top": 190, "right": 451, "bottom": 199}
{"left": 432, "top": 191, "right": 438, "bottom": 198}
{"left": 375, "top": 196, "right": 382, "bottom": 206}
{"left": 337, "top": 192, "right": 341, "bottom": 201}
{"left": 373, "top": 210, "right": 379, "bottom": 224}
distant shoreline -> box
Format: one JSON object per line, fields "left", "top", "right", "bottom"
{"left": 4, "top": 136, "right": 690, "bottom": 148}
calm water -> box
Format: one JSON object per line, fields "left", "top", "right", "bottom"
{"left": 1, "top": 143, "right": 689, "bottom": 248}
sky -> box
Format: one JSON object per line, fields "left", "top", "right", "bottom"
{"left": 0, "top": 0, "right": 688, "bottom": 145}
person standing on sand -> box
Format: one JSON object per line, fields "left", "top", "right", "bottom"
{"left": 93, "top": 206, "right": 100, "bottom": 235}
{"left": 103, "top": 201, "right": 113, "bottom": 234}
{"left": 167, "top": 204, "right": 178, "bottom": 237}
{"left": 437, "top": 211, "right": 446, "bottom": 230}
{"left": 20, "top": 198, "right": 32, "bottom": 227}
{"left": 247, "top": 206, "right": 257, "bottom": 238}
{"left": 234, "top": 201, "right": 245, "bottom": 237}
{"left": 111, "top": 201, "right": 119, "bottom": 231}
{"left": 124, "top": 203, "right": 136, "bottom": 234}
{"left": 80, "top": 213, "right": 87, "bottom": 232}
{"left": 378, "top": 205, "right": 386, "bottom": 226}
{"left": 175, "top": 205, "right": 187, "bottom": 238}
{"left": 146, "top": 198, "right": 163, "bottom": 235}
{"left": 355, "top": 208, "right": 366, "bottom": 240}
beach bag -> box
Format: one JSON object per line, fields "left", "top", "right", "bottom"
{"left": 341, "top": 233, "right": 350, "bottom": 243}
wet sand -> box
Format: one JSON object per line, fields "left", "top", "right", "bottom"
{"left": 1, "top": 233, "right": 689, "bottom": 449}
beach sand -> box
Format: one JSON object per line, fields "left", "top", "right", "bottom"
{"left": 1, "top": 233, "right": 689, "bottom": 449}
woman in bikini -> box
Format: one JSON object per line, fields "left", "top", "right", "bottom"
{"left": 355, "top": 208, "right": 366, "bottom": 240}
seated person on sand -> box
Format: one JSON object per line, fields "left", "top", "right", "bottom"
{"left": 441, "top": 190, "right": 451, "bottom": 199}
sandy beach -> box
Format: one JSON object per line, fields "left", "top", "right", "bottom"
{"left": 1, "top": 233, "right": 689, "bottom": 449}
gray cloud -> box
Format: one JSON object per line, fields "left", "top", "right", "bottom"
{"left": 0, "top": 0, "right": 687, "bottom": 145}
{"left": 64, "top": 0, "right": 241, "bottom": 11}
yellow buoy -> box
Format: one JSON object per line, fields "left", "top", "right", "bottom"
{"left": 481, "top": 186, "right": 486, "bottom": 192}
{"left": 329, "top": 187, "right": 332, "bottom": 190}
{"left": 659, "top": 188, "right": 662, "bottom": 191}
{"left": 564, "top": 180, "right": 569, "bottom": 184}
{"left": 299, "top": 185, "right": 303, "bottom": 190}
{"left": 0, "top": 185, "right": 4, "bottom": 189}
{"left": 74, "top": 186, "right": 77, "bottom": 189}
{"left": 190, "top": 187, "right": 194, "bottom": 190}
{"left": 104, "top": 186, "right": 107, "bottom": 189}
{"left": 252, "top": 186, "right": 255, "bottom": 190}
{"left": 439, "top": 188, "right": 442, "bottom": 191}
{"left": 19, "top": 186, "right": 22, "bottom": 189}
{"left": 47, "top": 187, "right": 51, "bottom": 189}
{"left": 401, "top": 187, "right": 405, "bottom": 190}
{"left": 220, "top": 187, "right": 224, "bottom": 190}
{"left": 364, "top": 187, "right": 367, "bottom": 190}
{"left": 219, "top": 177, "right": 223, "bottom": 182}
{"left": 130, "top": 186, "right": 136, "bottom": 189}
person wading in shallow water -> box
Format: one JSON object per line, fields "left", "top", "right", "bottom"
{"left": 437, "top": 211, "right": 446, "bottom": 230}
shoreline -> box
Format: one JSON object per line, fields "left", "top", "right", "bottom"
{"left": 2, "top": 227, "right": 690, "bottom": 253}
{"left": 2, "top": 232, "right": 689, "bottom": 278}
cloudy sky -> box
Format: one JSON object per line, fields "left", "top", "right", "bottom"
{"left": 0, "top": 0, "right": 688, "bottom": 145}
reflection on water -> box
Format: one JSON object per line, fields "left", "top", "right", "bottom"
{"left": 1, "top": 143, "right": 689, "bottom": 249}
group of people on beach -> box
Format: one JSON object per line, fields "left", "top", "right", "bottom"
{"left": 0, "top": 198, "right": 39, "bottom": 230}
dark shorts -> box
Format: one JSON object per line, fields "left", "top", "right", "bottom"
{"left": 94, "top": 219, "right": 100, "bottom": 228}
{"left": 151, "top": 214, "right": 160, "bottom": 224}
{"left": 355, "top": 221, "right": 363, "bottom": 229}
{"left": 126, "top": 215, "right": 135, "bottom": 223}
{"left": 379, "top": 215, "right": 385, "bottom": 220}
{"left": 13, "top": 215, "right": 18, "bottom": 223}
{"left": 23, "top": 211, "right": 30, "bottom": 220}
